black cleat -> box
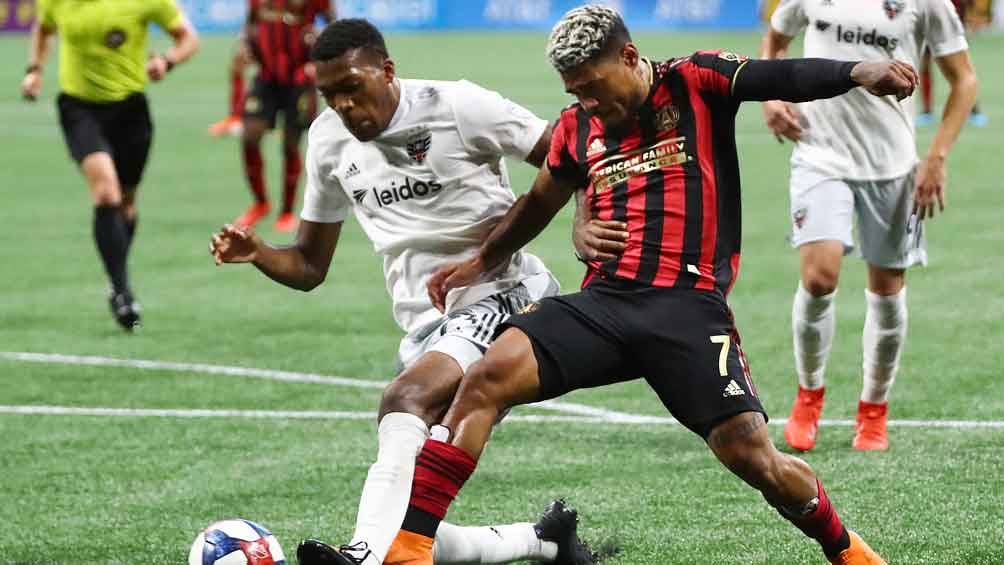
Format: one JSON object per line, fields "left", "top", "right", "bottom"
{"left": 296, "top": 539, "right": 371, "bottom": 565}
{"left": 109, "top": 290, "right": 141, "bottom": 332}
{"left": 534, "top": 499, "right": 599, "bottom": 565}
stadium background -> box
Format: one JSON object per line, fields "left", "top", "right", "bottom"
{"left": 1, "top": 1, "right": 1002, "bottom": 563}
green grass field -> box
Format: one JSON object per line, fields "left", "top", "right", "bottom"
{"left": 1, "top": 30, "right": 1003, "bottom": 564}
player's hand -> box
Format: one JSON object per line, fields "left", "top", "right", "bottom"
{"left": 573, "top": 218, "right": 628, "bottom": 262}
{"left": 913, "top": 155, "right": 947, "bottom": 220}
{"left": 851, "top": 60, "right": 918, "bottom": 101}
{"left": 20, "top": 71, "right": 42, "bottom": 101}
{"left": 762, "top": 100, "right": 803, "bottom": 143}
{"left": 210, "top": 224, "right": 261, "bottom": 265}
{"left": 147, "top": 55, "right": 169, "bottom": 82}
{"left": 304, "top": 62, "right": 317, "bottom": 82}
{"left": 427, "top": 256, "right": 486, "bottom": 313}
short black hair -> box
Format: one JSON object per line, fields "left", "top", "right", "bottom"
{"left": 310, "top": 18, "right": 390, "bottom": 63}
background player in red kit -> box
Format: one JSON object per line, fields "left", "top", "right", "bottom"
{"left": 298, "top": 5, "right": 919, "bottom": 565}
{"left": 235, "top": 0, "right": 336, "bottom": 232}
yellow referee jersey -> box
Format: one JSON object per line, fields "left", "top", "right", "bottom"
{"left": 37, "top": 0, "right": 183, "bottom": 102}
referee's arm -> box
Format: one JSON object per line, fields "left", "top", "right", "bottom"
{"left": 21, "top": 22, "right": 55, "bottom": 101}
{"left": 149, "top": 12, "right": 200, "bottom": 80}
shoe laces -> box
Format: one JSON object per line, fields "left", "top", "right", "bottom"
{"left": 338, "top": 541, "right": 372, "bottom": 563}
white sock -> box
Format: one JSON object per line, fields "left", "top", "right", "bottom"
{"left": 861, "top": 287, "right": 907, "bottom": 404}
{"left": 792, "top": 282, "right": 837, "bottom": 390}
{"left": 432, "top": 522, "right": 558, "bottom": 564}
{"left": 349, "top": 412, "right": 429, "bottom": 564}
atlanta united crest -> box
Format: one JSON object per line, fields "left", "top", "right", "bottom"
{"left": 406, "top": 129, "right": 432, "bottom": 164}
{"left": 882, "top": 0, "right": 904, "bottom": 19}
{"left": 656, "top": 105, "right": 680, "bottom": 132}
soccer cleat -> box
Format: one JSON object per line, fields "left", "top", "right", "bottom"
{"left": 915, "top": 112, "right": 935, "bottom": 127}
{"left": 784, "top": 386, "right": 824, "bottom": 452}
{"left": 109, "top": 290, "right": 141, "bottom": 332}
{"left": 853, "top": 401, "right": 889, "bottom": 451}
{"left": 274, "top": 212, "right": 298, "bottom": 233}
{"left": 208, "top": 115, "right": 243, "bottom": 137}
{"left": 828, "top": 531, "right": 887, "bottom": 565}
{"left": 235, "top": 201, "right": 271, "bottom": 228}
{"left": 296, "top": 539, "right": 371, "bottom": 565}
{"left": 534, "top": 499, "right": 598, "bottom": 565}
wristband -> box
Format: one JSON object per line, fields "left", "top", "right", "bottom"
{"left": 25, "top": 64, "right": 41, "bottom": 75}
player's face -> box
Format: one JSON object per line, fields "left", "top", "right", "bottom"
{"left": 315, "top": 50, "right": 398, "bottom": 142}
{"left": 561, "top": 44, "right": 647, "bottom": 129}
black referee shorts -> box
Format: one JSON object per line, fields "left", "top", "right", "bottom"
{"left": 57, "top": 92, "right": 153, "bottom": 189}
{"left": 499, "top": 276, "right": 766, "bottom": 439}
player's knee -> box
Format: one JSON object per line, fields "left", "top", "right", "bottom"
{"left": 802, "top": 265, "right": 840, "bottom": 297}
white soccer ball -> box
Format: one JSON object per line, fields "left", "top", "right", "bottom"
{"left": 188, "top": 519, "right": 286, "bottom": 565}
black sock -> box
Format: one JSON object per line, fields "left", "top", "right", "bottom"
{"left": 93, "top": 205, "right": 130, "bottom": 294}
{"left": 124, "top": 213, "right": 138, "bottom": 252}
{"left": 972, "top": 102, "right": 982, "bottom": 115}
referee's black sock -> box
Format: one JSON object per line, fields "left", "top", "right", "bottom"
{"left": 93, "top": 205, "right": 130, "bottom": 294}
{"left": 124, "top": 213, "right": 138, "bottom": 252}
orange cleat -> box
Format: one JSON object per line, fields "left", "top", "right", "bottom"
{"left": 273, "top": 212, "right": 298, "bottom": 233}
{"left": 784, "top": 386, "right": 824, "bottom": 451}
{"left": 208, "top": 115, "right": 243, "bottom": 137}
{"left": 829, "top": 531, "right": 887, "bottom": 565}
{"left": 853, "top": 400, "right": 889, "bottom": 451}
{"left": 235, "top": 202, "right": 271, "bottom": 228}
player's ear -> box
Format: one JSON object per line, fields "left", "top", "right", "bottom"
{"left": 621, "top": 43, "right": 639, "bottom": 68}
{"left": 382, "top": 58, "right": 396, "bottom": 82}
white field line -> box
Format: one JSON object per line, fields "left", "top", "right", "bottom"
{"left": 3, "top": 352, "right": 1003, "bottom": 429}
{"left": 2, "top": 405, "right": 1004, "bottom": 429}
{"left": 0, "top": 351, "right": 643, "bottom": 421}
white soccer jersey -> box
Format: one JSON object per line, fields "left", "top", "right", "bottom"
{"left": 771, "top": 0, "right": 968, "bottom": 180}
{"left": 301, "top": 78, "right": 552, "bottom": 335}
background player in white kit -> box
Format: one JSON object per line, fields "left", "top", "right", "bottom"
{"left": 761, "top": 0, "right": 978, "bottom": 451}
{"left": 211, "top": 18, "right": 598, "bottom": 565}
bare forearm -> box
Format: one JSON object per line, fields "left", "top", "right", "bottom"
{"left": 928, "top": 72, "right": 977, "bottom": 160}
{"left": 759, "top": 28, "right": 791, "bottom": 60}
{"left": 252, "top": 244, "right": 327, "bottom": 291}
{"left": 28, "top": 24, "right": 53, "bottom": 67}
{"left": 166, "top": 19, "right": 199, "bottom": 65}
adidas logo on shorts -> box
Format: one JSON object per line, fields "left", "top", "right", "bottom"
{"left": 723, "top": 379, "right": 745, "bottom": 398}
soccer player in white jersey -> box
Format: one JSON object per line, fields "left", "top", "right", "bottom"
{"left": 761, "top": 0, "right": 978, "bottom": 451}
{"left": 210, "top": 19, "right": 599, "bottom": 565}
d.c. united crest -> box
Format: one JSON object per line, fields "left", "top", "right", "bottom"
{"left": 882, "top": 0, "right": 904, "bottom": 19}
{"left": 406, "top": 131, "right": 432, "bottom": 164}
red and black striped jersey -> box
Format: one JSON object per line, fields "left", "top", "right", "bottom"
{"left": 248, "top": 0, "right": 331, "bottom": 86}
{"left": 549, "top": 50, "right": 750, "bottom": 295}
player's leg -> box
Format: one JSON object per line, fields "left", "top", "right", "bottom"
{"left": 851, "top": 173, "right": 921, "bottom": 451}
{"left": 274, "top": 86, "right": 314, "bottom": 232}
{"left": 236, "top": 79, "right": 275, "bottom": 227}
{"left": 786, "top": 174, "right": 854, "bottom": 451}
{"left": 209, "top": 43, "right": 251, "bottom": 136}
{"left": 707, "top": 413, "right": 885, "bottom": 564}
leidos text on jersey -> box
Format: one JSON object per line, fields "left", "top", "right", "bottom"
{"left": 372, "top": 177, "right": 444, "bottom": 208}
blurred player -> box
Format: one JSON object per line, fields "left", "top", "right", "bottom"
{"left": 234, "top": 0, "right": 337, "bottom": 232}
{"left": 917, "top": 0, "right": 987, "bottom": 126}
{"left": 20, "top": 0, "right": 198, "bottom": 331}
{"left": 207, "top": 41, "right": 254, "bottom": 137}
{"left": 763, "top": 0, "right": 978, "bottom": 452}
{"left": 318, "top": 5, "right": 916, "bottom": 565}
{"left": 212, "top": 19, "right": 601, "bottom": 565}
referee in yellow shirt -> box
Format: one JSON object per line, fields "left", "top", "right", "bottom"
{"left": 20, "top": 0, "right": 198, "bottom": 331}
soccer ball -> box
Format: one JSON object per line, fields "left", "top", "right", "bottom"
{"left": 188, "top": 519, "right": 286, "bottom": 565}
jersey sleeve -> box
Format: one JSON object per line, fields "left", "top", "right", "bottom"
{"left": 149, "top": 0, "right": 184, "bottom": 31}
{"left": 453, "top": 80, "right": 549, "bottom": 161}
{"left": 770, "top": 0, "right": 808, "bottom": 37}
{"left": 36, "top": 0, "right": 57, "bottom": 29}
{"left": 684, "top": 51, "right": 751, "bottom": 98}
{"left": 300, "top": 135, "right": 351, "bottom": 224}
{"left": 546, "top": 114, "right": 587, "bottom": 188}
{"left": 922, "top": 0, "right": 968, "bottom": 58}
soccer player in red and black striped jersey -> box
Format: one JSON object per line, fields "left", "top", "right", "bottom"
{"left": 404, "top": 6, "right": 917, "bottom": 565}
{"left": 235, "top": 0, "right": 336, "bottom": 232}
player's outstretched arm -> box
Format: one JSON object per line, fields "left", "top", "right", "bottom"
{"left": 210, "top": 220, "right": 342, "bottom": 292}
{"left": 733, "top": 58, "right": 917, "bottom": 103}
{"left": 428, "top": 166, "right": 576, "bottom": 311}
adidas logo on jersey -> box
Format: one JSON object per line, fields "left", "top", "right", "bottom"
{"left": 346, "top": 163, "right": 361, "bottom": 178}
{"left": 723, "top": 380, "right": 745, "bottom": 398}
{"left": 832, "top": 23, "right": 900, "bottom": 51}
{"left": 366, "top": 177, "right": 444, "bottom": 208}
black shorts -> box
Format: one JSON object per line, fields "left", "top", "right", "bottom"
{"left": 243, "top": 78, "right": 317, "bottom": 130}
{"left": 57, "top": 92, "right": 153, "bottom": 189}
{"left": 499, "top": 277, "right": 766, "bottom": 438}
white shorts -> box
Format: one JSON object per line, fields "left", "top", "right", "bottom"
{"left": 788, "top": 165, "right": 927, "bottom": 269}
{"left": 396, "top": 276, "right": 560, "bottom": 374}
